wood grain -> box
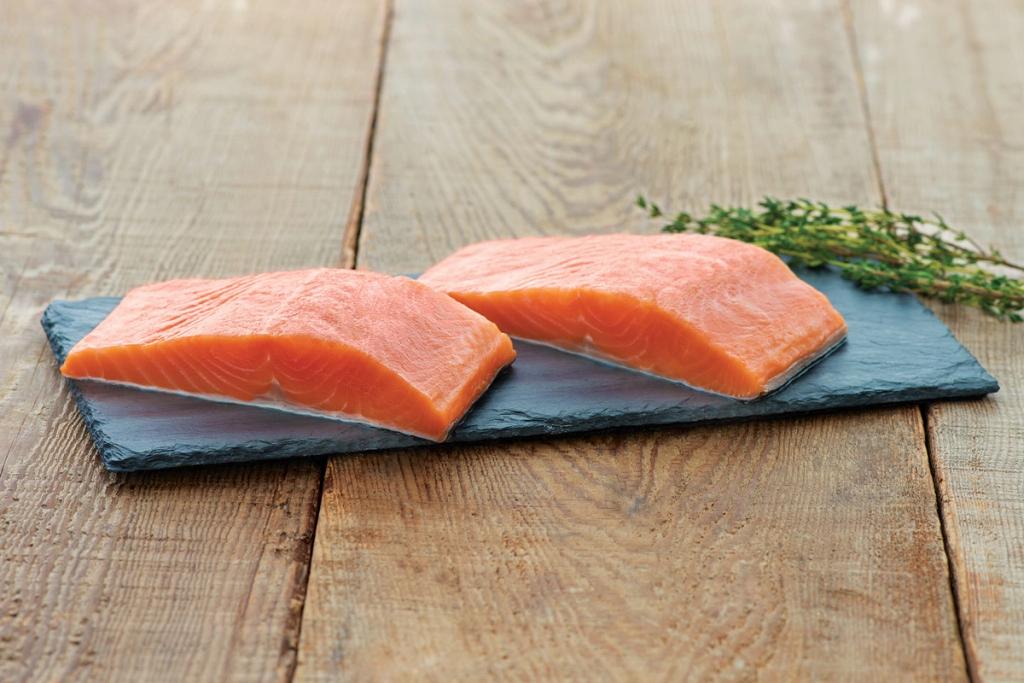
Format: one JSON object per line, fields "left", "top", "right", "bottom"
{"left": 301, "top": 412, "right": 967, "bottom": 680}
{"left": 355, "top": 0, "right": 883, "bottom": 274}
{"left": 849, "top": 0, "right": 1024, "bottom": 678}
{"left": 298, "top": 1, "right": 966, "bottom": 679}
{"left": 0, "top": 1, "right": 385, "bottom": 680}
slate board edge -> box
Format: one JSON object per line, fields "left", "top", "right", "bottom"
{"left": 900, "top": 286, "right": 1000, "bottom": 393}
{"left": 88, "top": 383, "right": 994, "bottom": 472}
{"left": 42, "top": 308, "right": 139, "bottom": 468}
{"left": 69, "top": 377, "right": 996, "bottom": 472}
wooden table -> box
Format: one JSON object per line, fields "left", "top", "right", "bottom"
{"left": 1, "top": 1, "right": 1020, "bottom": 680}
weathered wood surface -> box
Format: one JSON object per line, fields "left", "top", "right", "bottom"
{"left": 6, "top": 0, "right": 1023, "bottom": 679}
{"left": 850, "top": 0, "right": 1024, "bottom": 679}
{"left": 297, "top": 1, "right": 965, "bottom": 679}
{"left": 0, "top": 1, "right": 385, "bottom": 680}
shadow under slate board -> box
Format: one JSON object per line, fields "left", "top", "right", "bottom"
{"left": 42, "top": 268, "right": 998, "bottom": 472}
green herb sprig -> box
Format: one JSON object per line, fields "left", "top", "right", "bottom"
{"left": 636, "top": 195, "right": 1024, "bottom": 321}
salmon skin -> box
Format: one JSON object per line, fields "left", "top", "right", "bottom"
{"left": 60, "top": 269, "right": 516, "bottom": 441}
{"left": 420, "top": 234, "right": 848, "bottom": 400}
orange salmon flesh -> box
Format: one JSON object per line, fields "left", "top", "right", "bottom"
{"left": 419, "top": 234, "right": 848, "bottom": 399}
{"left": 60, "top": 269, "right": 516, "bottom": 441}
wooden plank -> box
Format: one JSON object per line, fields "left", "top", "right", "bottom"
{"left": 300, "top": 412, "right": 965, "bottom": 680}
{"left": 0, "top": 1, "right": 385, "bottom": 680}
{"left": 297, "top": 1, "right": 966, "bottom": 679}
{"left": 848, "top": 0, "right": 1024, "bottom": 678}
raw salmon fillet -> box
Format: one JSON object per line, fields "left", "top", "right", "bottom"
{"left": 61, "top": 269, "right": 516, "bottom": 441}
{"left": 420, "top": 234, "right": 847, "bottom": 399}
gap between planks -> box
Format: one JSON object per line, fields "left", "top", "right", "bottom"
{"left": 285, "top": 457, "right": 329, "bottom": 683}
{"left": 842, "top": 0, "right": 974, "bottom": 678}
{"left": 342, "top": 0, "right": 395, "bottom": 269}
{"left": 286, "top": 1, "right": 396, "bottom": 679}
{"left": 921, "top": 404, "right": 980, "bottom": 683}
{"left": 839, "top": 0, "right": 888, "bottom": 209}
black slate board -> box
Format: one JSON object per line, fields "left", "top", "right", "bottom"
{"left": 42, "top": 268, "right": 998, "bottom": 472}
